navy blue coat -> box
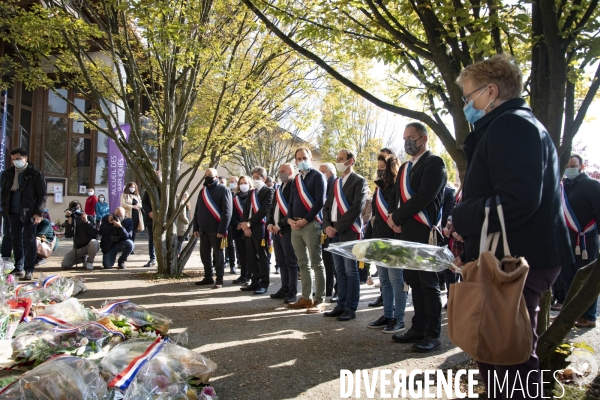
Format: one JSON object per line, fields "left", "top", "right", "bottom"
{"left": 452, "top": 98, "right": 574, "bottom": 269}
{"left": 100, "top": 215, "right": 134, "bottom": 253}
{"left": 193, "top": 181, "right": 232, "bottom": 236}
{"left": 267, "top": 181, "right": 293, "bottom": 235}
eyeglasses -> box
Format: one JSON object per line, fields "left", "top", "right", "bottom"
{"left": 461, "top": 85, "right": 487, "bottom": 104}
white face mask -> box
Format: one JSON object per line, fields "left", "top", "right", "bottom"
{"left": 13, "top": 160, "right": 26, "bottom": 169}
{"left": 129, "top": 187, "right": 135, "bottom": 193}
{"left": 253, "top": 179, "right": 264, "bottom": 190}
{"left": 229, "top": 183, "right": 237, "bottom": 189}
{"left": 99, "top": 198, "right": 105, "bottom": 202}
{"left": 88, "top": 192, "right": 94, "bottom": 196}
{"left": 336, "top": 162, "right": 349, "bottom": 173}
{"left": 239, "top": 183, "right": 249, "bottom": 193}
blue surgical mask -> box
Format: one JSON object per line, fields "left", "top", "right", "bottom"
{"left": 463, "top": 86, "right": 490, "bottom": 125}
{"left": 298, "top": 161, "right": 311, "bottom": 171}
{"left": 564, "top": 168, "right": 581, "bottom": 181}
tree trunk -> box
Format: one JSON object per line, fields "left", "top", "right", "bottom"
{"left": 538, "top": 258, "right": 600, "bottom": 364}
{"left": 536, "top": 290, "right": 552, "bottom": 336}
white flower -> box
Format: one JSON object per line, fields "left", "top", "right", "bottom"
{"left": 352, "top": 242, "right": 370, "bottom": 259}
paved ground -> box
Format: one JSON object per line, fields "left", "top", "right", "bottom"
{"left": 25, "top": 235, "right": 600, "bottom": 399}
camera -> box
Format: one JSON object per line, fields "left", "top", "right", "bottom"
{"left": 111, "top": 214, "right": 124, "bottom": 223}
{"left": 65, "top": 206, "right": 83, "bottom": 219}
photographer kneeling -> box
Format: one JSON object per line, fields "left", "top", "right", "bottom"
{"left": 100, "top": 207, "right": 134, "bottom": 269}
{"left": 62, "top": 200, "right": 100, "bottom": 271}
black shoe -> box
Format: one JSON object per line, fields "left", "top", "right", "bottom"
{"left": 35, "top": 258, "right": 46, "bottom": 265}
{"left": 130, "top": 251, "right": 135, "bottom": 255}
{"left": 368, "top": 316, "right": 390, "bottom": 329}
{"left": 240, "top": 284, "right": 259, "bottom": 291}
{"left": 368, "top": 295, "right": 383, "bottom": 307}
{"left": 270, "top": 289, "right": 288, "bottom": 299}
{"left": 143, "top": 260, "right": 156, "bottom": 268}
{"left": 412, "top": 337, "right": 442, "bottom": 353}
{"left": 444, "top": 303, "right": 448, "bottom": 309}
{"left": 324, "top": 307, "right": 344, "bottom": 317}
{"left": 254, "top": 287, "right": 268, "bottom": 295}
{"left": 337, "top": 310, "right": 356, "bottom": 321}
{"left": 22, "top": 271, "right": 33, "bottom": 281}
{"left": 392, "top": 329, "right": 425, "bottom": 343}
{"left": 195, "top": 278, "right": 215, "bottom": 285}
{"left": 284, "top": 294, "right": 297, "bottom": 304}
{"left": 382, "top": 319, "right": 406, "bottom": 334}
{"left": 232, "top": 277, "right": 248, "bottom": 284}
{"left": 117, "top": 261, "right": 126, "bottom": 269}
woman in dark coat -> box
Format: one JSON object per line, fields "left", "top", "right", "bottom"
{"left": 231, "top": 176, "right": 252, "bottom": 284}
{"left": 366, "top": 155, "right": 406, "bottom": 334}
{"left": 452, "top": 53, "right": 573, "bottom": 400}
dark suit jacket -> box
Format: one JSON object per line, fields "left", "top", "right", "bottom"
{"left": 267, "top": 181, "right": 293, "bottom": 235}
{"left": 99, "top": 215, "right": 134, "bottom": 253}
{"left": 242, "top": 186, "right": 274, "bottom": 237}
{"left": 230, "top": 192, "right": 248, "bottom": 240}
{"left": 193, "top": 181, "right": 232, "bottom": 236}
{"left": 371, "top": 180, "right": 398, "bottom": 239}
{"left": 391, "top": 151, "right": 447, "bottom": 244}
{"left": 452, "top": 98, "right": 573, "bottom": 269}
{"left": 442, "top": 185, "right": 456, "bottom": 228}
{"left": 323, "top": 171, "right": 369, "bottom": 242}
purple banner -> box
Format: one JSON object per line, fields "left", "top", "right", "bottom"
{"left": 108, "top": 124, "right": 130, "bottom": 212}
{"left": 1, "top": 90, "right": 7, "bottom": 172}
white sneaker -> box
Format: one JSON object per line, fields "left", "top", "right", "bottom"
{"left": 85, "top": 262, "right": 94, "bottom": 270}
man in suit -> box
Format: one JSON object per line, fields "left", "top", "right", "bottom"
{"left": 193, "top": 168, "right": 232, "bottom": 289}
{"left": 319, "top": 162, "right": 337, "bottom": 299}
{"left": 557, "top": 154, "right": 600, "bottom": 327}
{"left": 286, "top": 148, "right": 327, "bottom": 310}
{"left": 267, "top": 163, "right": 299, "bottom": 301}
{"left": 323, "top": 149, "right": 369, "bottom": 321}
{"left": 239, "top": 166, "right": 274, "bottom": 294}
{"left": 387, "top": 122, "right": 447, "bottom": 352}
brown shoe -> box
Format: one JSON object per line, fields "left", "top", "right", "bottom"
{"left": 575, "top": 318, "right": 596, "bottom": 328}
{"left": 551, "top": 303, "right": 563, "bottom": 311}
{"left": 306, "top": 302, "right": 325, "bottom": 314}
{"left": 288, "top": 297, "right": 313, "bottom": 309}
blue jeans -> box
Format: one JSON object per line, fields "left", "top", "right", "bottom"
{"left": 9, "top": 213, "right": 37, "bottom": 273}
{"left": 147, "top": 223, "right": 156, "bottom": 260}
{"left": 331, "top": 235, "right": 360, "bottom": 312}
{"left": 102, "top": 240, "right": 134, "bottom": 268}
{"left": 2, "top": 213, "right": 12, "bottom": 258}
{"left": 377, "top": 265, "right": 407, "bottom": 321}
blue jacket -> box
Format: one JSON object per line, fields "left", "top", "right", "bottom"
{"left": 193, "top": 181, "right": 232, "bottom": 235}
{"left": 285, "top": 168, "right": 326, "bottom": 223}
{"left": 95, "top": 201, "right": 110, "bottom": 221}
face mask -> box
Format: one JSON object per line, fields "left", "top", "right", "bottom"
{"left": 128, "top": 187, "right": 135, "bottom": 193}
{"left": 404, "top": 137, "right": 423, "bottom": 156}
{"left": 253, "top": 179, "right": 264, "bottom": 190}
{"left": 279, "top": 172, "right": 290, "bottom": 182}
{"left": 297, "top": 161, "right": 311, "bottom": 171}
{"left": 564, "top": 168, "right": 581, "bottom": 181}
{"left": 99, "top": 198, "right": 105, "bottom": 203}
{"left": 336, "top": 162, "right": 349, "bottom": 173}
{"left": 88, "top": 192, "right": 94, "bottom": 196}
{"left": 13, "top": 160, "right": 26, "bottom": 169}
{"left": 229, "top": 183, "right": 236, "bottom": 189}
{"left": 463, "top": 86, "right": 492, "bottom": 125}
{"left": 204, "top": 176, "right": 215, "bottom": 186}
{"left": 376, "top": 170, "right": 385, "bottom": 180}
{"left": 239, "top": 184, "right": 249, "bottom": 193}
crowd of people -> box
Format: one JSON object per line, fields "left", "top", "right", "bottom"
{"left": 0, "top": 54, "right": 598, "bottom": 400}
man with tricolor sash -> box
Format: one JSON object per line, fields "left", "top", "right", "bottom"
{"left": 267, "top": 163, "right": 299, "bottom": 303}
{"left": 193, "top": 168, "right": 232, "bottom": 289}
{"left": 239, "top": 166, "right": 274, "bottom": 295}
{"left": 387, "top": 122, "right": 447, "bottom": 352}
{"left": 323, "top": 149, "right": 369, "bottom": 321}
{"left": 557, "top": 154, "right": 600, "bottom": 328}
{"left": 285, "top": 148, "right": 327, "bottom": 312}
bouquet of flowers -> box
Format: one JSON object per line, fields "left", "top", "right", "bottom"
{"left": 96, "top": 300, "right": 171, "bottom": 335}
{"left": 0, "top": 355, "right": 107, "bottom": 399}
{"left": 39, "top": 297, "right": 93, "bottom": 324}
{"left": 326, "top": 238, "right": 455, "bottom": 272}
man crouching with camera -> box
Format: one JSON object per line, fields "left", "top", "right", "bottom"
{"left": 62, "top": 200, "right": 100, "bottom": 271}
{"left": 99, "top": 207, "right": 134, "bottom": 269}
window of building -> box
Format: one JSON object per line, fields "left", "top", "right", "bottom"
{"left": 0, "top": 83, "right": 34, "bottom": 170}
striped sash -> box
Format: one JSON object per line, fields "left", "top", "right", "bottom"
{"left": 561, "top": 184, "right": 597, "bottom": 259}
{"left": 295, "top": 175, "right": 323, "bottom": 223}
{"left": 333, "top": 178, "right": 362, "bottom": 239}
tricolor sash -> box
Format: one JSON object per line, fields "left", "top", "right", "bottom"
{"left": 295, "top": 175, "right": 323, "bottom": 223}
{"left": 233, "top": 195, "right": 245, "bottom": 217}
{"left": 399, "top": 161, "right": 441, "bottom": 245}
{"left": 201, "top": 186, "right": 222, "bottom": 223}
{"left": 42, "top": 274, "right": 60, "bottom": 288}
{"left": 250, "top": 189, "right": 270, "bottom": 246}
{"left": 333, "top": 178, "right": 362, "bottom": 239}
{"left": 95, "top": 299, "right": 131, "bottom": 314}
{"left": 374, "top": 187, "right": 389, "bottom": 221}
{"left": 561, "top": 184, "right": 597, "bottom": 259}
{"left": 275, "top": 184, "right": 289, "bottom": 222}
{"left": 108, "top": 337, "right": 168, "bottom": 391}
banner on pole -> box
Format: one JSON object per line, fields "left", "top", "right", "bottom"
{"left": 107, "top": 124, "right": 130, "bottom": 212}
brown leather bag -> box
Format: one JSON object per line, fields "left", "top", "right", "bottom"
{"left": 36, "top": 237, "right": 53, "bottom": 259}
{"left": 447, "top": 198, "right": 532, "bottom": 365}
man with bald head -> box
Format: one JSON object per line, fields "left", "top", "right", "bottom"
{"left": 194, "top": 168, "right": 233, "bottom": 288}
{"left": 99, "top": 206, "right": 135, "bottom": 269}
{"left": 267, "top": 163, "right": 299, "bottom": 302}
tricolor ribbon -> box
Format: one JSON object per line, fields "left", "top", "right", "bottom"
{"left": 333, "top": 178, "right": 362, "bottom": 239}
{"left": 96, "top": 300, "right": 130, "bottom": 314}
{"left": 108, "top": 337, "right": 168, "bottom": 392}
{"left": 42, "top": 275, "right": 60, "bottom": 288}
{"left": 15, "top": 282, "right": 38, "bottom": 298}
{"left": 275, "top": 184, "right": 289, "bottom": 219}
{"left": 33, "top": 315, "right": 71, "bottom": 327}
{"left": 561, "top": 183, "right": 597, "bottom": 260}
{"left": 295, "top": 175, "right": 323, "bottom": 223}
{"left": 374, "top": 187, "right": 389, "bottom": 221}
{"left": 250, "top": 189, "right": 269, "bottom": 247}
{"left": 201, "top": 186, "right": 223, "bottom": 223}
{"left": 233, "top": 195, "right": 245, "bottom": 217}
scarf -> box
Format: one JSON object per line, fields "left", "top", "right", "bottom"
{"left": 11, "top": 163, "right": 28, "bottom": 192}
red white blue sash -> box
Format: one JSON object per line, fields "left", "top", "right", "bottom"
{"left": 233, "top": 195, "right": 244, "bottom": 217}
{"left": 561, "top": 184, "right": 597, "bottom": 259}
{"left": 108, "top": 337, "right": 168, "bottom": 391}
{"left": 333, "top": 178, "right": 362, "bottom": 239}
{"left": 250, "top": 189, "right": 269, "bottom": 246}
{"left": 399, "top": 161, "right": 435, "bottom": 228}
{"left": 374, "top": 187, "right": 388, "bottom": 221}
{"left": 275, "top": 185, "right": 289, "bottom": 218}
{"left": 295, "top": 175, "right": 323, "bottom": 223}
{"left": 96, "top": 299, "right": 131, "bottom": 314}
{"left": 201, "top": 186, "right": 222, "bottom": 223}
{"left": 42, "top": 274, "right": 60, "bottom": 288}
